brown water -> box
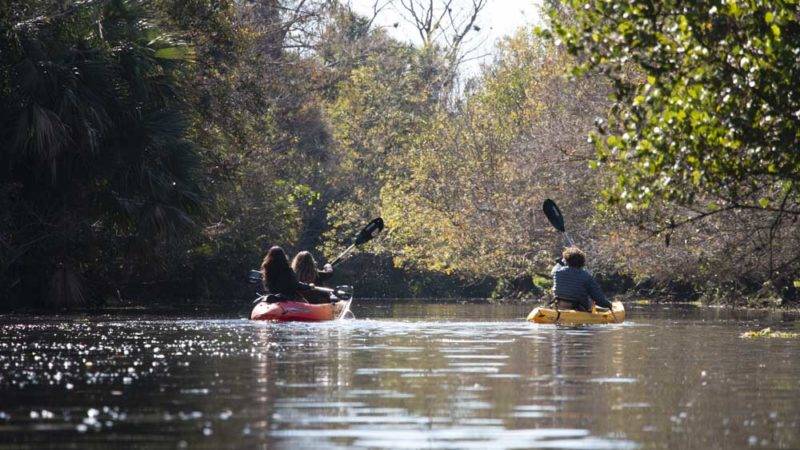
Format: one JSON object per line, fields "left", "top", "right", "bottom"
{"left": 0, "top": 303, "right": 799, "bottom": 449}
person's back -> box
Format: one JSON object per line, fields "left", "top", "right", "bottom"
{"left": 292, "top": 251, "right": 334, "bottom": 304}
{"left": 261, "top": 246, "right": 310, "bottom": 299}
{"left": 551, "top": 247, "right": 611, "bottom": 311}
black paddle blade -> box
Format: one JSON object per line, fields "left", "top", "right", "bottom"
{"left": 247, "top": 270, "right": 262, "bottom": 284}
{"left": 354, "top": 217, "right": 384, "bottom": 245}
{"left": 542, "top": 199, "right": 565, "bottom": 232}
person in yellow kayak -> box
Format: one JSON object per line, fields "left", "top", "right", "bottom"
{"left": 291, "top": 251, "right": 334, "bottom": 304}
{"left": 552, "top": 247, "right": 613, "bottom": 312}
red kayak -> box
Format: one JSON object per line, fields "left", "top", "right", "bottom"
{"left": 250, "top": 300, "right": 351, "bottom": 322}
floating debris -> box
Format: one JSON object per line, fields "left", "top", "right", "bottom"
{"left": 740, "top": 327, "right": 800, "bottom": 339}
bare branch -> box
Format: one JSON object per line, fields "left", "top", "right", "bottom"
{"left": 365, "top": 0, "right": 393, "bottom": 29}
{"left": 13, "top": 0, "right": 111, "bottom": 30}
{"left": 391, "top": 0, "right": 488, "bottom": 96}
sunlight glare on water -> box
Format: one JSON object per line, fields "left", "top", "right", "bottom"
{"left": 0, "top": 303, "right": 798, "bottom": 449}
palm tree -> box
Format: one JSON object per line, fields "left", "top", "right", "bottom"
{"left": 0, "top": 0, "right": 203, "bottom": 307}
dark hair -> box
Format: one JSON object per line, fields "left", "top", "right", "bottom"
{"left": 291, "top": 251, "right": 317, "bottom": 284}
{"left": 261, "top": 246, "right": 299, "bottom": 296}
{"left": 562, "top": 247, "right": 586, "bottom": 268}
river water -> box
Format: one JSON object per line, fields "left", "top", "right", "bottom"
{"left": 0, "top": 303, "right": 798, "bottom": 449}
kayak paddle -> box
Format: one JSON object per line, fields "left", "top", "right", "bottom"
{"left": 543, "top": 199, "right": 574, "bottom": 247}
{"left": 250, "top": 284, "right": 353, "bottom": 305}
{"left": 329, "top": 217, "right": 384, "bottom": 266}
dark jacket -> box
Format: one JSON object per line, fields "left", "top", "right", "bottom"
{"left": 551, "top": 262, "right": 612, "bottom": 310}
{"left": 299, "top": 268, "right": 335, "bottom": 304}
{"left": 264, "top": 270, "right": 311, "bottom": 299}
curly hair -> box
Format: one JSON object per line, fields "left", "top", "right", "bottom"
{"left": 562, "top": 246, "right": 586, "bottom": 268}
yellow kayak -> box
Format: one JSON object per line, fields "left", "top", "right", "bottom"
{"left": 527, "top": 301, "right": 625, "bottom": 325}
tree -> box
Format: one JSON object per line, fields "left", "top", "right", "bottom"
{"left": 379, "top": 30, "right": 610, "bottom": 293}
{"left": 322, "top": 39, "right": 439, "bottom": 254}
{"left": 393, "top": 0, "right": 488, "bottom": 100}
{"left": 0, "top": 0, "right": 203, "bottom": 307}
{"left": 549, "top": 0, "right": 800, "bottom": 296}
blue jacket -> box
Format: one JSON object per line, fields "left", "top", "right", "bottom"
{"left": 551, "top": 263, "right": 612, "bottom": 309}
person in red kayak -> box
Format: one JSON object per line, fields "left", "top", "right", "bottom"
{"left": 260, "top": 246, "right": 314, "bottom": 300}
{"left": 292, "top": 251, "right": 333, "bottom": 284}
{"left": 291, "top": 251, "right": 334, "bottom": 304}
{"left": 552, "top": 246, "right": 613, "bottom": 312}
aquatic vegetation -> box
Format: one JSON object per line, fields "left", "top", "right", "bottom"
{"left": 740, "top": 327, "right": 800, "bottom": 339}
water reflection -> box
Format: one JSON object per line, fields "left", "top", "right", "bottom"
{"left": 0, "top": 304, "right": 798, "bottom": 449}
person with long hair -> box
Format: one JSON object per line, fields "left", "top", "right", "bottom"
{"left": 260, "top": 246, "right": 312, "bottom": 299}
{"left": 292, "top": 251, "right": 333, "bottom": 284}
{"left": 291, "top": 251, "right": 334, "bottom": 303}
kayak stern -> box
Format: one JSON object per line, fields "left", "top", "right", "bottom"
{"left": 251, "top": 300, "right": 349, "bottom": 322}
{"left": 527, "top": 301, "right": 625, "bottom": 325}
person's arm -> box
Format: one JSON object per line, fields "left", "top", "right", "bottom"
{"left": 316, "top": 264, "right": 334, "bottom": 283}
{"left": 551, "top": 262, "right": 564, "bottom": 290}
{"left": 586, "top": 275, "right": 612, "bottom": 309}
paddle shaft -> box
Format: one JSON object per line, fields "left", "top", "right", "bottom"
{"left": 329, "top": 243, "right": 356, "bottom": 267}
{"left": 306, "top": 284, "right": 336, "bottom": 295}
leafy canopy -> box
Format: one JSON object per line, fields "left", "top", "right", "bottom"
{"left": 0, "top": 0, "right": 202, "bottom": 305}
{"left": 549, "top": 0, "right": 800, "bottom": 214}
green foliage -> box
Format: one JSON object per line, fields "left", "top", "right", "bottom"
{"left": 551, "top": 0, "right": 800, "bottom": 214}
{"left": 546, "top": 0, "right": 800, "bottom": 298}
{"left": 11, "top": 0, "right": 798, "bottom": 306}
{"left": 0, "top": 0, "right": 203, "bottom": 307}
{"left": 533, "top": 274, "right": 553, "bottom": 291}
{"left": 140, "top": 0, "right": 339, "bottom": 300}
{"left": 323, "top": 38, "right": 440, "bottom": 259}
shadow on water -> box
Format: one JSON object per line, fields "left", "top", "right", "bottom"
{"left": 0, "top": 303, "right": 798, "bottom": 449}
